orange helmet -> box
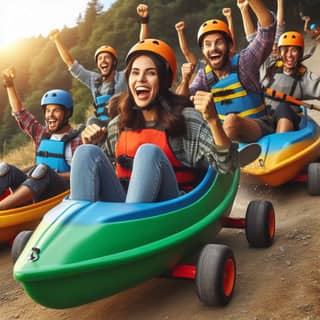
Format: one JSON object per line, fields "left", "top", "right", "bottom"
{"left": 197, "top": 19, "right": 232, "bottom": 47}
{"left": 125, "top": 38, "right": 177, "bottom": 86}
{"left": 94, "top": 45, "right": 118, "bottom": 63}
{"left": 278, "top": 31, "right": 304, "bottom": 50}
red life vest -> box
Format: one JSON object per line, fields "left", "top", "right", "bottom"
{"left": 115, "top": 128, "right": 200, "bottom": 192}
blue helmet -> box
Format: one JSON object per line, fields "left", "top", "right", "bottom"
{"left": 41, "top": 89, "right": 73, "bottom": 116}
{"left": 310, "top": 23, "right": 318, "bottom": 31}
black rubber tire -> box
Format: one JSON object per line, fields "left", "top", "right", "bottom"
{"left": 245, "top": 200, "right": 275, "bottom": 248}
{"left": 196, "top": 244, "right": 236, "bottom": 306}
{"left": 307, "top": 162, "right": 320, "bottom": 196}
{"left": 11, "top": 230, "right": 33, "bottom": 263}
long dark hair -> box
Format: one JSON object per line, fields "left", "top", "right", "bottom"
{"left": 119, "top": 53, "right": 194, "bottom": 137}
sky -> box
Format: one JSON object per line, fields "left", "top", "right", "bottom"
{"left": 0, "top": 0, "right": 116, "bottom": 48}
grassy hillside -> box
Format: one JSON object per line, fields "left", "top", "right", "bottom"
{"left": 2, "top": 142, "right": 34, "bottom": 168}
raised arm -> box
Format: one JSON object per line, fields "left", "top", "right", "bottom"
{"left": 175, "top": 62, "right": 194, "bottom": 97}
{"left": 276, "top": 0, "right": 284, "bottom": 27}
{"left": 222, "top": 8, "right": 236, "bottom": 53}
{"left": 49, "top": 29, "right": 75, "bottom": 68}
{"left": 175, "top": 21, "right": 198, "bottom": 66}
{"left": 2, "top": 67, "right": 23, "bottom": 113}
{"left": 237, "top": 0, "right": 257, "bottom": 40}
{"left": 137, "top": 3, "right": 150, "bottom": 41}
{"left": 301, "top": 16, "right": 314, "bottom": 37}
{"left": 248, "top": 0, "right": 273, "bottom": 28}
{"left": 274, "top": 0, "right": 285, "bottom": 45}
{"left": 193, "top": 91, "right": 230, "bottom": 148}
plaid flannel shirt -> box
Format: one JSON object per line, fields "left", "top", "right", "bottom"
{"left": 103, "top": 107, "right": 238, "bottom": 175}
{"left": 12, "top": 109, "right": 82, "bottom": 157}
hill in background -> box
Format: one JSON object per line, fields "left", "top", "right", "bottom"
{"left": 0, "top": 0, "right": 319, "bottom": 158}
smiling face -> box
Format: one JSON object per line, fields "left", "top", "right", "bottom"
{"left": 202, "top": 32, "right": 229, "bottom": 70}
{"left": 44, "top": 104, "right": 66, "bottom": 133}
{"left": 128, "top": 55, "right": 159, "bottom": 109}
{"left": 279, "top": 46, "right": 301, "bottom": 72}
{"left": 96, "top": 52, "right": 115, "bottom": 79}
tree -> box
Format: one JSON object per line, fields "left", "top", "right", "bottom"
{"left": 77, "top": 0, "right": 103, "bottom": 44}
{"left": 1, "top": 0, "right": 320, "bottom": 155}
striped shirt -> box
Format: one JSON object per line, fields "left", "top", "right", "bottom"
{"left": 102, "top": 107, "right": 238, "bottom": 175}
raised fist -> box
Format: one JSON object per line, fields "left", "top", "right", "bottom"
{"left": 49, "top": 29, "right": 60, "bottom": 41}
{"left": 175, "top": 21, "right": 185, "bottom": 32}
{"left": 137, "top": 4, "right": 149, "bottom": 18}
{"left": 2, "top": 67, "right": 16, "bottom": 88}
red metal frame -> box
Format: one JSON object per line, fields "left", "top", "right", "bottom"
{"left": 292, "top": 173, "right": 307, "bottom": 183}
{"left": 170, "top": 216, "right": 246, "bottom": 279}
{"left": 221, "top": 217, "right": 246, "bottom": 229}
{"left": 171, "top": 264, "right": 196, "bottom": 279}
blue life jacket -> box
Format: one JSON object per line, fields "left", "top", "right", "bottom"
{"left": 36, "top": 129, "right": 82, "bottom": 173}
{"left": 95, "top": 94, "right": 111, "bottom": 121}
{"left": 205, "top": 55, "right": 267, "bottom": 121}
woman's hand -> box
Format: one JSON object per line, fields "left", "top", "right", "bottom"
{"left": 81, "top": 124, "right": 107, "bottom": 145}
{"left": 192, "top": 90, "right": 218, "bottom": 122}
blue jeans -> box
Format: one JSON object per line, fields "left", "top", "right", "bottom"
{"left": 70, "top": 144, "right": 180, "bottom": 202}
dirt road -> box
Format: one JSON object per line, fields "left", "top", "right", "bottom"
{"left": 1, "top": 44, "right": 320, "bottom": 320}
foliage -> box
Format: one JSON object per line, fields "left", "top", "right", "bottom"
{"left": 0, "top": 0, "right": 319, "bottom": 157}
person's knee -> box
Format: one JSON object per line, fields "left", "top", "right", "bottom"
{"left": 274, "top": 103, "right": 292, "bottom": 120}
{"left": 274, "top": 103, "right": 300, "bottom": 130}
{"left": 74, "top": 144, "right": 101, "bottom": 161}
{"left": 28, "top": 163, "right": 50, "bottom": 180}
{"left": 0, "top": 162, "right": 10, "bottom": 177}
{"left": 223, "top": 114, "right": 242, "bottom": 140}
{"left": 135, "top": 144, "right": 164, "bottom": 165}
{"left": 136, "top": 144, "right": 161, "bottom": 157}
{"left": 23, "top": 165, "right": 50, "bottom": 199}
{"left": 24, "top": 164, "right": 66, "bottom": 201}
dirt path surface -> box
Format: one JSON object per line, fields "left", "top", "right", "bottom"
{"left": 1, "top": 46, "right": 320, "bottom": 320}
